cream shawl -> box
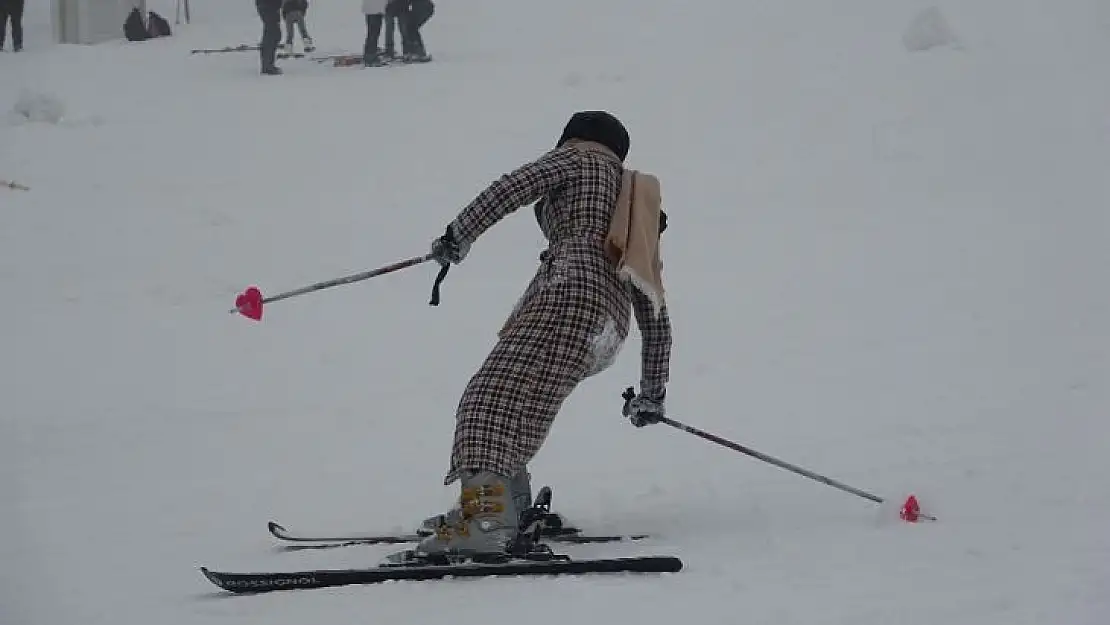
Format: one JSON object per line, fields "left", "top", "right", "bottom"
{"left": 566, "top": 140, "right": 667, "bottom": 315}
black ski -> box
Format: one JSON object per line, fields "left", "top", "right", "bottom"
{"left": 201, "top": 553, "right": 681, "bottom": 593}
{"left": 201, "top": 556, "right": 681, "bottom": 593}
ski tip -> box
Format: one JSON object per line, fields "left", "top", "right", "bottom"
{"left": 267, "top": 521, "right": 286, "bottom": 535}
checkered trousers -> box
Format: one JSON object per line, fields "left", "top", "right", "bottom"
{"left": 442, "top": 143, "right": 673, "bottom": 485}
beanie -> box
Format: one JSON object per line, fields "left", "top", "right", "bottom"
{"left": 556, "top": 110, "right": 630, "bottom": 161}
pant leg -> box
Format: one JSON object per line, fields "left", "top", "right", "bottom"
{"left": 296, "top": 16, "right": 310, "bottom": 40}
{"left": 383, "top": 14, "right": 395, "bottom": 53}
{"left": 283, "top": 16, "right": 294, "bottom": 45}
{"left": 443, "top": 289, "right": 597, "bottom": 486}
{"left": 363, "top": 13, "right": 383, "bottom": 61}
{"left": 405, "top": 0, "right": 433, "bottom": 55}
{"left": 0, "top": 5, "right": 8, "bottom": 49}
{"left": 11, "top": 0, "right": 22, "bottom": 48}
{"left": 396, "top": 11, "right": 410, "bottom": 54}
{"left": 256, "top": 0, "right": 281, "bottom": 69}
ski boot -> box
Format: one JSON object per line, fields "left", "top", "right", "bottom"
{"left": 419, "top": 468, "right": 537, "bottom": 535}
{"left": 303, "top": 37, "right": 315, "bottom": 53}
{"left": 407, "top": 470, "right": 519, "bottom": 562}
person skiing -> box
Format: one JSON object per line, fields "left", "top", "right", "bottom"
{"left": 415, "top": 110, "right": 673, "bottom": 557}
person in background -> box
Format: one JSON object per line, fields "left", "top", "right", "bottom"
{"left": 0, "top": 0, "right": 24, "bottom": 52}
{"left": 256, "top": 0, "right": 283, "bottom": 74}
{"left": 280, "top": 0, "right": 315, "bottom": 54}
{"left": 381, "top": 0, "right": 400, "bottom": 60}
{"left": 362, "top": 0, "right": 388, "bottom": 66}
{"left": 387, "top": 0, "right": 434, "bottom": 63}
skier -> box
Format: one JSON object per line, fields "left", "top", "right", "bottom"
{"left": 255, "top": 0, "right": 283, "bottom": 75}
{"left": 0, "top": 0, "right": 24, "bottom": 52}
{"left": 416, "top": 110, "right": 672, "bottom": 557}
{"left": 280, "top": 0, "right": 314, "bottom": 54}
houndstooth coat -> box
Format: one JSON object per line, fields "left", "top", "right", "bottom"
{"left": 442, "top": 140, "right": 672, "bottom": 485}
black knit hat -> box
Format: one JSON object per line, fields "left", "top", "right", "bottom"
{"left": 556, "top": 110, "right": 630, "bottom": 161}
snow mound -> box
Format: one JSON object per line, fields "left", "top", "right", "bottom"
{"left": 903, "top": 6, "right": 960, "bottom": 52}
{"left": 9, "top": 91, "right": 67, "bottom": 124}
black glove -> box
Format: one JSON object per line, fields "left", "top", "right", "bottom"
{"left": 622, "top": 386, "right": 665, "bottom": 427}
{"left": 430, "top": 224, "right": 469, "bottom": 266}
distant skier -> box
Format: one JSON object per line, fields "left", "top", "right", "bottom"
{"left": 417, "top": 111, "right": 673, "bottom": 557}
{"left": 387, "top": 0, "right": 433, "bottom": 62}
{"left": 255, "top": 0, "right": 283, "bottom": 75}
{"left": 0, "top": 0, "right": 24, "bottom": 52}
{"left": 280, "top": 0, "right": 314, "bottom": 54}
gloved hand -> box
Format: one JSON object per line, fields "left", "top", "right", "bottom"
{"left": 622, "top": 386, "right": 665, "bottom": 427}
{"left": 430, "top": 224, "right": 469, "bottom": 266}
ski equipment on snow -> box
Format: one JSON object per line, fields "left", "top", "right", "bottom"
{"left": 201, "top": 485, "right": 679, "bottom": 593}
{"left": 621, "top": 387, "right": 937, "bottom": 522}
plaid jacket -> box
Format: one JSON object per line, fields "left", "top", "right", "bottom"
{"left": 449, "top": 143, "right": 672, "bottom": 397}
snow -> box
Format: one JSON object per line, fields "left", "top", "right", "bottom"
{"left": 2, "top": 0, "right": 1109, "bottom": 623}
{"left": 8, "top": 90, "right": 67, "bottom": 125}
{"left": 902, "top": 7, "right": 960, "bottom": 52}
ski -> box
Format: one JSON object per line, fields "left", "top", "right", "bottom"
{"left": 190, "top": 44, "right": 259, "bottom": 54}
{"left": 268, "top": 518, "right": 648, "bottom": 547}
{"left": 321, "top": 53, "right": 433, "bottom": 67}
{"left": 201, "top": 553, "right": 681, "bottom": 593}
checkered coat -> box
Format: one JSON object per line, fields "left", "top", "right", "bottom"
{"left": 442, "top": 141, "right": 673, "bottom": 485}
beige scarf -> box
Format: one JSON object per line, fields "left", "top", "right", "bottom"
{"left": 566, "top": 141, "right": 667, "bottom": 315}
{"left": 607, "top": 169, "right": 665, "bottom": 315}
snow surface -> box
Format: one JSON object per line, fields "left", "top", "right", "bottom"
{"left": 2, "top": 0, "right": 1109, "bottom": 623}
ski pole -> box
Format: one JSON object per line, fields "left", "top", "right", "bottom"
{"left": 622, "top": 387, "right": 935, "bottom": 522}
{"left": 231, "top": 253, "right": 450, "bottom": 320}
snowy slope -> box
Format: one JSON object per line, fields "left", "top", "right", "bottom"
{"left": 2, "top": 0, "right": 1109, "bottom": 623}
